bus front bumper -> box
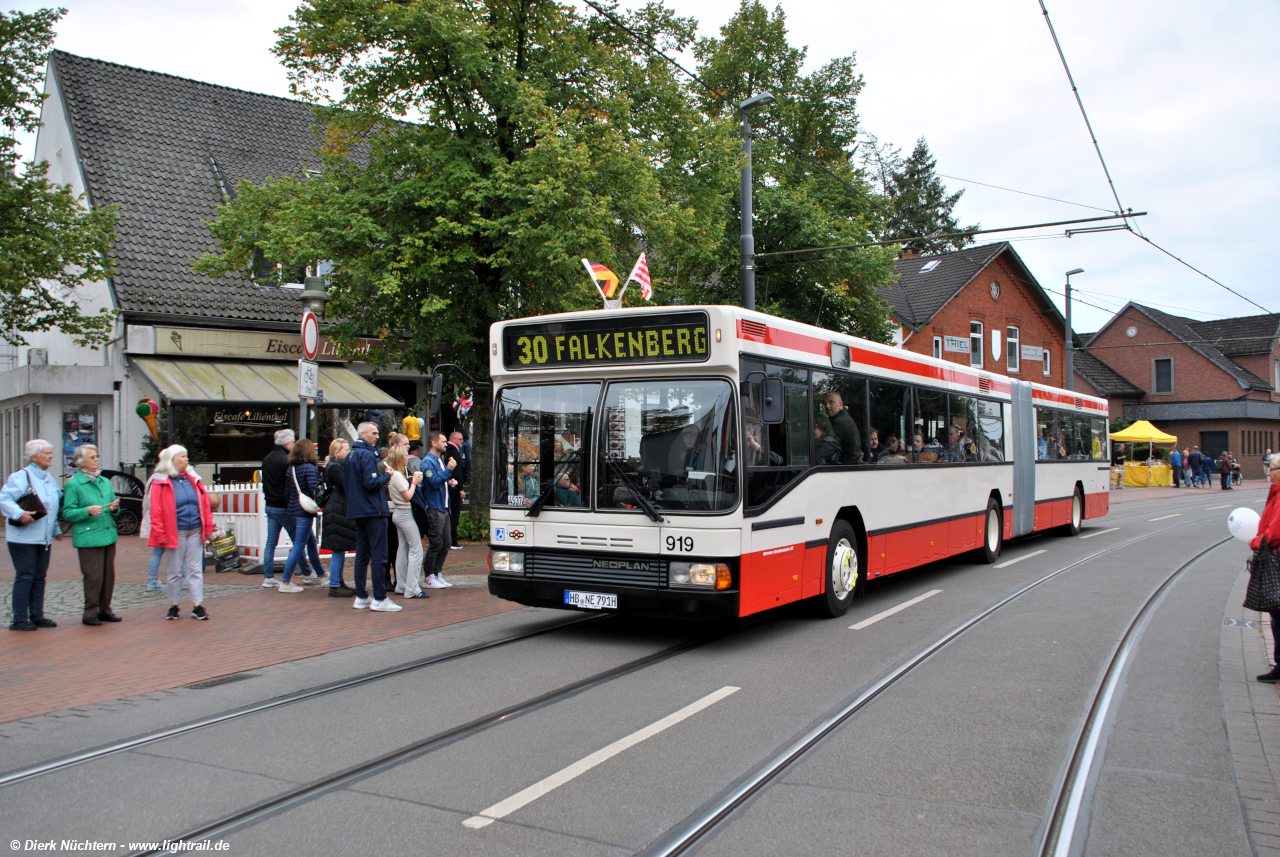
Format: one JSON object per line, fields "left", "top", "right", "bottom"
{"left": 487, "top": 574, "right": 739, "bottom": 619}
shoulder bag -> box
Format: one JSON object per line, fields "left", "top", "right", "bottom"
{"left": 1244, "top": 537, "right": 1280, "bottom": 613}
{"left": 8, "top": 470, "right": 48, "bottom": 527}
{"left": 291, "top": 466, "right": 319, "bottom": 515}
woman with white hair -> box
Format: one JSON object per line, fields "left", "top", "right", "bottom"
{"left": 61, "top": 444, "right": 121, "bottom": 626}
{"left": 1, "top": 439, "right": 63, "bottom": 631}
{"left": 148, "top": 445, "right": 216, "bottom": 619}
{"left": 139, "top": 445, "right": 179, "bottom": 591}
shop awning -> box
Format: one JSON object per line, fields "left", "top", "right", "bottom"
{"left": 131, "top": 357, "right": 403, "bottom": 408}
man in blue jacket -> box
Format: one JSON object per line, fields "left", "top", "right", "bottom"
{"left": 1170, "top": 446, "right": 1182, "bottom": 488}
{"left": 344, "top": 421, "right": 400, "bottom": 612}
{"left": 421, "top": 431, "right": 455, "bottom": 589}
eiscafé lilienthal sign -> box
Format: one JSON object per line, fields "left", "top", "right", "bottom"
{"left": 145, "top": 327, "right": 384, "bottom": 362}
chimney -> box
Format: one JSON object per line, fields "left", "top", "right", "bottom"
{"left": 900, "top": 247, "right": 920, "bottom": 260}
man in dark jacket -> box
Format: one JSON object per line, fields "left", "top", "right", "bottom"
{"left": 343, "top": 421, "right": 399, "bottom": 611}
{"left": 1188, "top": 446, "right": 1203, "bottom": 487}
{"left": 824, "top": 391, "right": 863, "bottom": 464}
{"left": 261, "top": 429, "right": 314, "bottom": 586}
{"left": 447, "top": 431, "right": 467, "bottom": 549}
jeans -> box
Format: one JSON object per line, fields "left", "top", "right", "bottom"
{"left": 1221, "top": 471, "right": 1231, "bottom": 490}
{"left": 423, "top": 508, "right": 449, "bottom": 577}
{"left": 264, "top": 506, "right": 312, "bottom": 579}
{"left": 329, "top": 551, "right": 346, "bottom": 587}
{"left": 1172, "top": 466, "right": 1181, "bottom": 487}
{"left": 167, "top": 528, "right": 204, "bottom": 604}
{"left": 1183, "top": 467, "right": 1193, "bottom": 486}
{"left": 352, "top": 516, "right": 388, "bottom": 601}
{"left": 391, "top": 506, "right": 424, "bottom": 596}
{"left": 282, "top": 516, "right": 322, "bottom": 583}
{"left": 8, "top": 542, "right": 51, "bottom": 623}
{"left": 148, "top": 546, "right": 166, "bottom": 586}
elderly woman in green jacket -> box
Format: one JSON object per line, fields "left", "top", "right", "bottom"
{"left": 61, "top": 444, "right": 121, "bottom": 626}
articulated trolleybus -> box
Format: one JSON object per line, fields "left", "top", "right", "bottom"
{"left": 486, "top": 305, "right": 1110, "bottom": 619}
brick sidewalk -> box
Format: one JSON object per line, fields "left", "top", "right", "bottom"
{"left": 0, "top": 577, "right": 519, "bottom": 724}
{"left": 1109, "top": 478, "right": 1267, "bottom": 504}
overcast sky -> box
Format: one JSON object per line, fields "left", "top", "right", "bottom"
{"left": 13, "top": 0, "right": 1278, "bottom": 333}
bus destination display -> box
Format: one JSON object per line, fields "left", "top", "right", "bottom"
{"left": 503, "top": 311, "right": 710, "bottom": 369}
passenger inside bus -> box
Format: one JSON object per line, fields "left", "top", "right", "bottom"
{"left": 823, "top": 391, "right": 863, "bottom": 464}
{"left": 814, "top": 418, "right": 842, "bottom": 465}
{"left": 877, "top": 435, "right": 907, "bottom": 465}
{"left": 512, "top": 461, "right": 539, "bottom": 505}
{"left": 554, "top": 472, "right": 581, "bottom": 507}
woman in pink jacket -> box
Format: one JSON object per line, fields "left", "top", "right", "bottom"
{"left": 148, "top": 445, "right": 217, "bottom": 620}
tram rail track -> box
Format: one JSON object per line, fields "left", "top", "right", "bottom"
{"left": 638, "top": 514, "right": 1230, "bottom": 856}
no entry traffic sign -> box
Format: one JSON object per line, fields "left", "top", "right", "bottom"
{"left": 301, "top": 310, "right": 319, "bottom": 361}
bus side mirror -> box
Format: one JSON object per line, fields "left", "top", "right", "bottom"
{"left": 428, "top": 374, "right": 444, "bottom": 418}
{"left": 761, "top": 377, "right": 783, "bottom": 425}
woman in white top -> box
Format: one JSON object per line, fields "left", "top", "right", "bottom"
{"left": 386, "top": 445, "right": 427, "bottom": 599}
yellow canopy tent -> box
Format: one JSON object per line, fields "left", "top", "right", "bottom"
{"left": 1109, "top": 420, "right": 1178, "bottom": 486}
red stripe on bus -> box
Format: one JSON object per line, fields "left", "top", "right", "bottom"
{"left": 1031, "top": 387, "right": 1107, "bottom": 412}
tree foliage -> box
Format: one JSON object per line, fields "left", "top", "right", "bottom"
{"left": 884, "top": 137, "right": 977, "bottom": 253}
{"left": 0, "top": 7, "right": 118, "bottom": 347}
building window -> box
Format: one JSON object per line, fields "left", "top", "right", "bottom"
{"left": 1043, "top": 349, "right": 1051, "bottom": 377}
{"left": 970, "top": 322, "right": 983, "bottom": 368}
{"left": 1007, "top": 327, "right": 1020, "bottom": 373}
{"left": 933, "top": 336, "right": 942, "bottom": 359}
{"left": 1153, "top": 358, "right": 1174, "bottom": 394}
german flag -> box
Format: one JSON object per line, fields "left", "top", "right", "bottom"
{"left": 582, "top": 258, "right": 621, "bottom": 299}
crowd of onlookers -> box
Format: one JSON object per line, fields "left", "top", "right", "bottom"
{"left": 5, "top": 421, "right": 471, "bottom": 630}
{"left": 1111, "top": 442, "right": 1250, "bottom": 490}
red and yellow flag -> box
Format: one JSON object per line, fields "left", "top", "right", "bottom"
{"left": 582, "top": 258, "right": 621, "bottom": 299}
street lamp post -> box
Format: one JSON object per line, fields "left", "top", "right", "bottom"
{"left": 739, "top": 92, "right": 775, "bottom": 311}
{"left": 298, "top": 275, "right": 329, "bottom": 440}
{"left": 1065, "top": 268, "right": 1084, "bottom": 391}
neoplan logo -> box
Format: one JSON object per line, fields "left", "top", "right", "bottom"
{"left": 592, "top": 559, "right": 650, "bottom": 571}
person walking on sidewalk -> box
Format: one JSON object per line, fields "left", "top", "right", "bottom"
{"left": 421, "top": 431, "right": 455, "bottom": 589}
{"left": 1170, "top": 446, "right": 1182, "bottom": 488}
{"left": 1252, "top": 455, "right": 1280, "bottom": 682}
{"left": 139, "top": 446, "right": 181, "bottom": 592}
{"left": 2, "top": 439, "right": 62, "bottom": 631}
{"left": 149, "top": 446, "right": 217, "bottom": 620}
{"left": 1182, "top": 447, "right": 1193, "bottom": 488}
{"left": 386, "top": 445, "right": 427, "bottom": 599}
{"left": 1219, "top": 450, "right": 1234, "bottom": 490}
{"left": 279, "top": 439, "right": 324, "bottom": 593}
{"left": 322, "top": 439, "right": 356, "bottom": 597}
{"left": 62, "top": 445, "right": 121, "bottom": 626}
{"left": 344, "top": 421, "right": 400, "bottom": 612}
{"left": 261, "top": 429, "right": 314, "bottom": 588}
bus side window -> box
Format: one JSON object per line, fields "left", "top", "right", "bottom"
{"left": 912, "top": 388, "right": 947, "bottom": 463}
{"left": 948, "top": 394, "right": 978, "bottom": 462}
{"left": 868, "top": 380, "right": 908, "bottom": 464}
{"left": 813, "top": 371, "right": 865, "bottom": 465}
{"left": 1091, "top": 416, "right": 1107, "bottom": 460}
{"left": 1036, "top": 408, "right": 1055, "bottom": 460}
{"left": 976, "top": 399, "right": 1004, "bottom": 461}
{"left": 1074, "top": 413, "right": 1092, "bottom": 460}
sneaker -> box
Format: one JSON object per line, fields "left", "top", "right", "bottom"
{"left": 406, "top": 591, "right": 430, "bottom": 599}
{"left": 146, "top": 582, "right": 165, "bottom": 591}
{"left": 166, "top": 606, "right": 180, "bottom": 620}
{"left": 300, "top": 573, "right": 323, "bottom": 585}
{"left": 262, "top": 578, "right": 280, "bottom": 588}
{"left": 423, "top": 575, "right": 447, "bottom": 589}
{"left": 1258, "top": 666, "right": 1280, "bottom": 683}
{"left": 191, "top": 605, "right": 208, "bottom": 620}
{"left": 394, "top": 586, "right": 405, "bottom": 595}
{"left": 32, "top": 618, "right": 56, "bottom": 628}
{"left": 370, "top": 598, "right": 402, "bottom": 612}
{"left": 353, "top": 597, "right": 372, "bottom": 609}
{"left": 9, "top": 620, "right": 37, "bottom": 631}
{"left": 449, "top": 545, "right": 465, "bottom": 550}
{"left": 438, "top": 575, "right": 454, "bottom": 588}
{"left": 279, "top": 581, "right": 305, "bottom": 593}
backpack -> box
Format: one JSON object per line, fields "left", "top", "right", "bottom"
{"left": 314, "top": 463, "right": 333, "bottom": 508}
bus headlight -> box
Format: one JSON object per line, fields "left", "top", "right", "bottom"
{"left": 490, "top": 550, "right": 524, "bottom": 575}
{"left": 669, "top": 562, "right": 731, "bottom": 589}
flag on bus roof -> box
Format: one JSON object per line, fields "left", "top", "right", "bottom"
{"left": 626, "top": 253, "right": 652, "bottom": 301}
{"left": 581, "top": 259, "right": 620, "bottom": 299}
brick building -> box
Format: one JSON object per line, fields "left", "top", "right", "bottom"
{"left": 1083, "top": 303, "right": 1279, "bottom": 478}
{"left": 885, "top": 243, "right": 1069, "bottom": 388}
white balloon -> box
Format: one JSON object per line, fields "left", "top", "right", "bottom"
{"left": 1228, "top": 507, "right": 1260, "bottom": 544}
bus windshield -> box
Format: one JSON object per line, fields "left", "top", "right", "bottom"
{"left": 493, "top": 383, "right": 598, "bottom": 510}
{"left": 597, "top": 379, "right": 738, "bottom": 513}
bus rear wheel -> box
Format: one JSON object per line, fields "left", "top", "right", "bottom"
{"left": 979, "top": 499, "right": 1002, "bottom": 564}
{"left": 1063, "top": 489, "right": 1083, "bottom": 537}
{"left": 815, "top": 521, "right": 860, "bottom": 618}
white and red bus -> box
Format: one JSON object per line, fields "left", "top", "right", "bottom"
{"left": 486, "top": 305, "right": 1109, "bottom": 619}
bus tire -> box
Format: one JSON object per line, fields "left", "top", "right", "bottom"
{"left": 979, "top": 498, "right": 1002, "bottom": 564}
{"left": 815, "top": 521, "right": 860, "bottom": 618}
{"left": 1063, "top": 488, "right": 1083, "bottom": 537}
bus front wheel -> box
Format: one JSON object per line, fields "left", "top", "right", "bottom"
{"left": 816, "top": 521, "right": 861, "bottom": 618}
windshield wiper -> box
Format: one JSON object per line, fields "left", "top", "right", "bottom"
{"left": 603, "top": 454, "right": 663, "bottom": 523}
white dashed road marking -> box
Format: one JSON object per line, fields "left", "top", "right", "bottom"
{"left": 1149, "top": 514, "right": 1182, "bottom": 521}
{"left": 849, "top": 589, "right": 943, "bottom": 630}
{"left": 1080, "top": 527, "right": 1121, "bottom": 540}
{"left": 994, "top": 549, "right": 1047, "bottom": 569}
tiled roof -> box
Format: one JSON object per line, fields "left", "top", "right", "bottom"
{"left": 1073, "top": 348, "right": 1143, "bottom": 398}
{"left": 885, "top": 242, "right": 1062, "bottom": 330}
{"left": 1187, "top": 314, "right": 1279, "bottom": 357}
{"left": 1123, "top": 304, "right": 1272, "bottom": 392}
{"left": 51, "top": 51, "right": 329, "bottom": 326}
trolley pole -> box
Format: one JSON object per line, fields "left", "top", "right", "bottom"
{"left": 739, "top": 92, "right": 775, "bottom": 312}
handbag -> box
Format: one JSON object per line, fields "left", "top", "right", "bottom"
{"left": 291, "top": 466, "right": 319, "bottom": 515}
{"left": 1244, "top": 538, "right": 1280, "bottom": 613}
{"left": 8, "top": 470, "right": 48, "bottom": 527}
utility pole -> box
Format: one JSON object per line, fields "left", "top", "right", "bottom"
{"left": 1065, "top": 268, "right": 1084, "bottom": 390}
{"left": 739, "top": 92, "right": 775, "bottom": 311}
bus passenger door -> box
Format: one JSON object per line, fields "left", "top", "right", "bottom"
{"left": 1010, "top": 380, "right": 1036, "bottom": 537}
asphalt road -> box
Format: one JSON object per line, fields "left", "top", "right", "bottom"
{"left": 0, "top": 486, "right": 1269, "bottom": 856}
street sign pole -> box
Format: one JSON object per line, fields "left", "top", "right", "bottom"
{"left": 299, "top": 311, "right": 320, "bottom": 441}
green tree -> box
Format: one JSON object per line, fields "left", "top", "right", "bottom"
{"left": 0, "top": 8, "right": 118, "bottom": 347}
{"left": 683, "top": 0, "right": 897, "bottom": 340}
{"left": 884, "top": 137, "right": 977, "bottom": 253}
